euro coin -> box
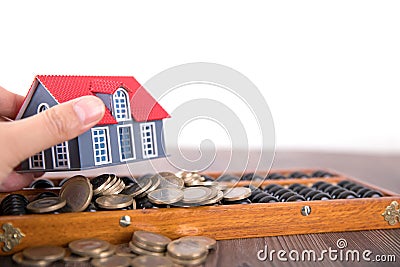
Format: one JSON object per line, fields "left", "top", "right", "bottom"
{"left": 148, "top": 188, "right": 184, "bottom": 205}
{"left": 133, "top": 231, "right": 171, "bottom": 248}
{"left": 69, "top": 238, "right": 110, "bottom": 257}
{"left": 129, "top": 241, "right": 165, "bottom": 256}
{"left": 26, "top": 197, "right": 66, "bottom": 213}
{"left": 91, "top": 174, "right": 111, "bottom": 195}
{"left": 179, "top": 236, "right": 217, "bottom": 250}
{"left": 59, "top": 175, "right": 92, "bottom": 212}
{"left": 23, "top": 245, "right": 65, "bottom": 261}
{"left": 12, "top": 252, "right": 50, "bottom": 267}
{"left": 95, "top": 194, "right": 133, "bottom": 209}
{"left": 167, "top": 239, "right": 208, "bottom": 260}
{"left": 131, "top": 255, "right": 174, "bottom": 267}
{"left": 156, "top": 172, "right": 184, "bottom": 189}
{"left": 182, "top": 187, "right": 213, "bottom": 204}
{"left": 91, "top": 255, "right": 131, "bottom": 267}
{"left": 223, "top": 187, "right": 251, "bottom": 201}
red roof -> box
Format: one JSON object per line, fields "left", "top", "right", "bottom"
{"left": 33, "top": 75, "right": 170, "bottom": 125}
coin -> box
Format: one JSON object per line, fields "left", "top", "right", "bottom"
{"left": 121, "top": 177, "right": 152, "bottom": 198}
{"left": 26, "top": 197, "right": 66, "bottom": 213}
{"left": 167, "top": 239, "right": 208, "bottom": 260}
{"left": 98, "top": 175, "right": 118, "bottom": 195}
{"left": 223, "top": 187, "right": 251, "bottom": 201}
{"left": 147, "top": 175, "right": 161, "bottom": 193}
{"left": 95, "top": 195, "right": 133, "bottom": 209}
{"left": 179, "top": 236, "right": 217, "bottom": 250}
{"left": 59, "top": 175, "right": 92, "bottom": 212}
{"left": 101, "top": 176, "right": 124, "bottom": 195}
{"left": 148, "top": 188, "right": 184, "bottom": 204}
{"left": 91, "top": 255, "right": 131, "bottom": 267}
{"left": 156, "top": 172, "right": 184, "bottom": 189}
{"left": 63, "top": 249, "right": 90, "bottom": 262}
{"left": 129, "top": 241, "right": 165, "bottom": 256}
{"left": 69, "top": 238, "right": 110, "bottom": 257}
{"left": 92, "top": 244, "right": 117, "bottom": 258}
{"left": 166, "top": 253, "right": 208, "bottom": 266}
{"left": 91, "top": 174, "right": 111, "bottom": 195}
{"left": 12, "top": 252, "right": 50, "bottom": 266}
{"left": 202, "top": 190, "right": 224, "bottom": 205}
{"left": 132, "top": 237, "right": 166, "bottom": 252}
{"left": 187, "top": 180, "right": 219, "bottom": 187}
{"left": 23, "top": 245, "right": 66, "bottom": 261}
{"left": 131, "top": 255, "right": 174, "bottom": 267}
{"left": 133, "top": 231, "right": 171, "bottom": 248}
{"left": 182, "top": 187, "right": 213, "bottom": 203}
{"left": 115, "top": 243, "right": 137, "bottom": 258}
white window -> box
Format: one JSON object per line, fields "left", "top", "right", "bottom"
{"left": 29, "top": 151, "right": 45, "bottom": 169}
{"left": 52, "top": 142, "right": 70, "bottom": 169}
{"left": 117, "top": 125, "right": 136, "bottom": 161}
{"left": 113, "top": 88, "right": 131, "bottom": 121}
{"left": 91, "top": 127, "right": 112, "bottom": 165}
{"left": 30, "top": 103, "right": 49, "bottom": 169}
{"left": 140, "top": 122, "right": 158, "bottom": 158}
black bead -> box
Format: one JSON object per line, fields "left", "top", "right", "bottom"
{"left": 279, "top": 191, "right": 297, "bottom": 202}
{"left": 304, "top": 190, "right": 322, "bottom": 201}
{"left": 312, "top": 181, "right": 329, "bottom": 190}
{"left": 286, "top": 195, "right": 305, "bottom": 202}
{"left": 330, "top": 188, "right": 346, "bottom": 198}
{"left": 356, "top": 188, "right": 370, "bottom": 197}
{"left": 258, "top": 195, "right": 279, "bottom": 203}
{"left": 311, "top": 192, "right": 331, "bottom": 201}
{"left": 337, "top": 191, "right": 358, "bottom": 199}
{"left": 337, "top": 180, "right": 352, "bottom": 187}
{"left": 362, "top": 190, "right": 383, "bottom": 198}
{"left": 274, "top": 188, "right": 292, "bottom": 198}
{"left": 288, "top": 183, "right": 303, "bottom": 191}
{"left": 35, "top": 192, "right": 58, "bottom": 200}
{"left": 298, "top": 187, "right": 314, "bottom": 196}
{"left": 348, "top": 184, "right": 364, "bottom": 193}
{"left": 263, "top": 184, "right": 281, "bottom": 193}
{"left": 251, "top": 192, "right": 271, "bottom": 203}
{"left": 30, "top": 179, "right": 55, "bottom": 189}
{"left": 323, "top": 185, "right": 341, "bottom": 194}
{"left": 289, "top": 172, "right": 309, "bottom": 179}
{"left": 312, "top": 170, "right": 334, "bottom": 177}
{"left": 266, "top": 173, "right": 286, "bottom": 180}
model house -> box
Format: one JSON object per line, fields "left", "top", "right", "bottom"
{"left": 16, "top": 75, "right": 170, "bottom": 171}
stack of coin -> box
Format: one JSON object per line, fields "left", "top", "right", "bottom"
{"left": 60, "top": 175, "right": 93, "bottom": 212}
{"left": 95, "top": 194, "right": 135, "bottom": 210}
{"left": 12, "top": 245, "right": 66, "bottom": 266}
{"left": 26, "top": 197, "right": 66, "bottom": 214}
{"left": 91, "top": 174, "right": 125, "bottom": 196}
{"left": 166, "top": 238, "right": 209, "bottom": 266}
{"left": 129, "top": 230, "right": 171, "bottom": 256}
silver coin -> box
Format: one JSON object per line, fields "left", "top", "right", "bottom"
{"left": 182, "top": 187, "right": 213, "bottom": 204}
{"left": 148, "top": 188, "right": 184, "bottom": 204}
{"left": 167, "top": 239, "right": 208, "bottom": 260}
{"left": 121, "top": 176, "right": 152, "bottom": 198}
{"left": 201, "top": 190, "right": 224, "bottom": 205}
{"left": 223, "top": 187, "right": 251, "bottom": 201}
{"left": 156, "top": 172, "right": 184, "bottom": 189}
{"left": 91, "top": 255, "right": 131, "bottom": 267}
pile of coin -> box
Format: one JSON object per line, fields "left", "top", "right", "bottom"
{"left": 12, "top": 245, "right": 66, "bottom": 266}
{"left": 12, "top": 231, "right": 217, "bottom": 266}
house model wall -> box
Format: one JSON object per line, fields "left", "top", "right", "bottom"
{"left": 15, "top": 75, "right": 170, "bottom": 172}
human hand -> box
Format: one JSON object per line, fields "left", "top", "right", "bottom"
{"left": 0, "top": 85, "right": 105, "bottom": 192}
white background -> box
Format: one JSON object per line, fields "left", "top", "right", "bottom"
{"left": 0, "top": 1, "right": 399, "bottom": 153}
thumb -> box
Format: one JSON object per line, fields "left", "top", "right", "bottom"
{"left": 1, "top": 96, "right": 105, "bottom": 169}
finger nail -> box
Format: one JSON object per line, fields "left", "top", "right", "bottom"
{"left": 73, "top": 96, "right": 105, "bottom": 126}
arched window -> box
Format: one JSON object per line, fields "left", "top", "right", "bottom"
{"left": 113, "top": 88, "right": 131, "bottom": 121}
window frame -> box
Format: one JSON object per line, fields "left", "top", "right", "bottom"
{"left": 91, "top": 126, "right": 112, "bottom": 166}
{"left": 117, "top": 124, "right": 136, "bottom": 162}
{"left": 52, "top": 141, "right": 70, "bottom": 169}
{"left": 140, "top": 122, "right": 158, "bottom": 159}
{"left": 112, "top": 87, "right": 131, "bottom": 122}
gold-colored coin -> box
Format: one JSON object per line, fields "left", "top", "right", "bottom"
{"left": 147, "top": 175, "right": 161, "bottom": 193}
{"left": 131, "top": 255, "right": 174, "bottom": 267}
{"left": 166, "top": 253, "right": 208, "bottom": 266}
{"left": 98, "top": 175, "right": 118, "bottom": 195}
{"left": 92, "top": 174, "right": 112, "bottom": 195}
{"left": 26, "top": 197, "right": 66, "bottom": 213}
{"left": 156, "top": 172, "right": 184, "bottom": 189}
{"left": 182, "top": 187, "right": 213, "bottom": 204}
{"left": 63, "top": 249, "right": 90, "bottom": 262}
{"left": 59, "top": 175, "right": 92, "bottom": 212}
{"left": 12, "top": 252, "right": 50, "bottom": 267}
{"left": 223, "top": 187, "right": 251, "bottom": 201}
{"left": 91, "top": 255, "right": 131, "bottom": 267}
{"left": 167, "top": 239, "right": 208, "bottom": 260}
{"left": 148, "top": 188, "right": 184, "bottom": 205}
{"left": 101, "top": 177, "right": 123, "bottom": 195}
{"left": 133, "top": 231, "right": 171, "bottom": 249}
{"left": 95, "top": 194, "right": 133, "bottom": 209}
{"left": 69, "top": 238, "right": 110, "bottom": 257}
{"left": 179, "top": 236, "right": 217, "bottom": 250}
{"left": 23, "top": 245, "right": 66, "bottom": 261}
{"left": 129, "top": 241, "right": 165, "bottom": 256}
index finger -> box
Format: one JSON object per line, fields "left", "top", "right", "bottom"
{"left": 0, "top": 86, "right": 25, "bottom": 119}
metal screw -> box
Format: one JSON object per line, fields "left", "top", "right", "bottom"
{"left": 301, "top": 206, "right": 311, "bottom": 216}
{"left": 119, "top": 215, "right": 131, "bottom": 227}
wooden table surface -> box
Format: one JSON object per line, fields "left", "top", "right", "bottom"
{"left": 1, "top": 151, "right": 399, "bottom": 266}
